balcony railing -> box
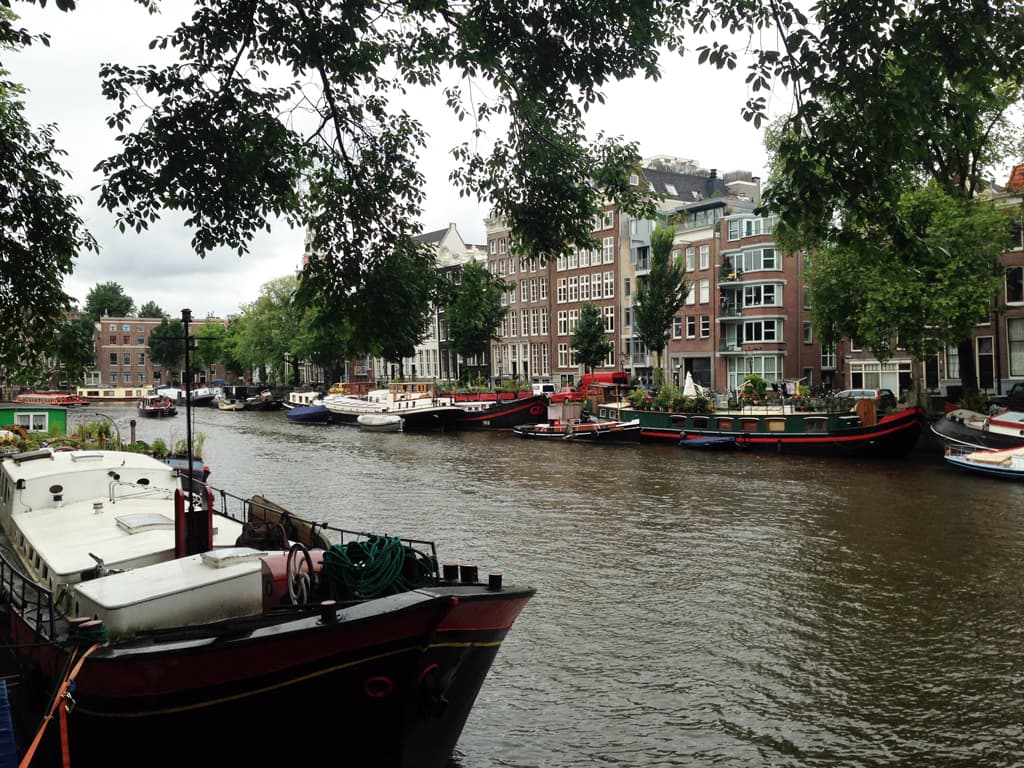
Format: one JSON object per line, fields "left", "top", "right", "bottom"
{"left": 718, "top": 266, "right": 744, "bottom": 282}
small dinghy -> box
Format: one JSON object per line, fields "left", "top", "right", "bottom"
{"left": 357, "top": 413, "right": 403, "bottom": 432}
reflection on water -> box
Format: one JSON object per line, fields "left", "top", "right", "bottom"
{"left": 79, "top": 406, "right": 1024, "bottom": 767}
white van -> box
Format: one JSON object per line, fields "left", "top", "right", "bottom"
{"left": 532, "top": 382, "right": 556, "bottom": 396}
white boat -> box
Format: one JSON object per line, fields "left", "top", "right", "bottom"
{"left": 324, "top": 381, "right": 463, "bottom": 431}
{"left": 944, "top": 444, "right": 1024, "bottom": 479}
{"left": 283, "top": 389, "right": 324, "bottom": 409}
{"left": 217, "top": 396, "right": 247, "bottom": 411}
{"left": 357, "top": 413, "right": 403, "bottom": 432}
{"left": 0, "top": 446, "right": 534, "bottom": 767}
{"left": 931, "top": 408, "right": 1024, "bottom": 450}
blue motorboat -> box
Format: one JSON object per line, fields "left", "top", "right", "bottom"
{"left": 286, "top": 403, "right": 331, "bottom": 425}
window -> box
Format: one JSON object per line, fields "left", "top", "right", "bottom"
{"left": 539, "top": 277, "right": 548, "bottom": 300}
{"left": 603, "top": 306, "right": 615, "bottom": 332}
{"left": 521, "top": 310, "right": 528, "bottom": 337}
{"left": 557, "top": 279, "right": 567, "bottom": 303}
{"left": 530, "top": 308, "right": 539, "bottom": 336}
{"left": 109, "top": 335, "right": 117, "bottom": 344}
{"left": 138, "top": 373, "right": 146, "bottom": 386}
{"left": 558, "top": 343, "right": 570, "bottom": 368}
{"left": 803, "top": 322, "right": 813, "bottom": 343}
{"left": 743, "top": 320, "right": 779, "bottom": 342}
{"left": 602, "top": 237, "right": 614, "bottom": 263}
{"left": 945, "top": 345, "right": 959, "bottom": 379}
{"left": 540, "top": 311, "right": 549, "bottom": 335}
{"left": 686, "top": 316, "right": 696, "bottom": 338}
{"left": 623, "top": 307, "right": 631, "bottom": 328}
{"left": 580, "top": 274, "right": 590, "bottom": 301}
{"left": 579, "top": 248, "right": 590, "bottom": 268}
{"left": 700, "top": 315, "right": 711, "bottom": 338}
{"left": 137, "top": 352, "right": 146, "bottom": 365}
{"left": 673, "top": 317, "right": 682, "bottom": 338}
{"left": 530, "top": 278, "right": 538, "bottom": 303}
{"left": 1007, "top": 266, "right": 1024, "bottom": 304}
{"left": 592, "top": 275, "right": 602, "bottom": 299}
{"left": 629, "top": 173, "right": 639, "bottom": 185}
{"left": 685, "top": 247, "right": 696, "bottom": 272}
{"left": 499, "top": 238, "right": 507, "bottom": 254}
{"left": 698, "top": 279, "right": 710, "bottom": 304}
{"left": 603, "top": 271, "right": 614, "bottom": 297}
{"left": 568, "top": 276, "right": 579, "bottom": 302}
{"left": 737, "top": 248, "right": 778, "bottom": 272}
{"left": 977, "top": 336, "right": 995, "bottom": 389}
{"left": 685, "top": 288, "right": 696, "bottom": 306}
{"left": 624, "top": 278, "right": 631, "bottom": 299}
{"left": 568, "top": 248, "right": 578, "bottom": 269}
{"left": 490, "top": 240, "right": 497, "bottom": 254}
{"left": 122, "top": 324, "right": 131, "bottom": 332}
{"left": 509, "top": 312, "right": 517, "bottom": 336}
{"left": 520, "top": 279, "right": 528, "bottom": 302}
{"left": 821, "top": 347, "right": 836, "bottom": 369}
{"left": 109, "top": 353, "right": 118, "bottom": 366}
{"left": 568, "top": 309, "right": 579, "bottom": 333}
{"left": 699, "top": 245, "right": 709, "bottom": 270}
{"left": 1009, "top": 318, "right": 1024, "bottom": 376}
{"left": 602, "top": 211, "right": 614, "bottom": 229}
{"left": 137, "top": 335, "right": 145, "bottom": 345}
{"left": 122, "top": 335, "right": 130, "bottom": 345}
{"left": 743, "top": 284, "right": 778, "bottom": 306}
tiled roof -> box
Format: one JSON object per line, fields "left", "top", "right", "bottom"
{"left": 1007, "top": 164, "right": 1024, "bottom": 193}
{"left": 415, "top": 227, "right": 449, "bottom": 244}
{"left": 642, "top": 168, "right": 727, "bottom": 201}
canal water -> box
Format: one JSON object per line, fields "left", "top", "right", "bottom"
{"left": 75, "top": 406, "right": 1024, "bottom": 767}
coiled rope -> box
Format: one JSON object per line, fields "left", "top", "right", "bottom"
{"left": 322, "top": 535, "right": 435, "bottom": 600}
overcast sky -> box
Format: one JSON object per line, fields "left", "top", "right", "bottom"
{"left": 7, "top": 3, "right": 775, "bottom": 319}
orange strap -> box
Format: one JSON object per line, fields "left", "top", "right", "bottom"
{"left": 18, "top": 644, "right": 100, "bottom": 768}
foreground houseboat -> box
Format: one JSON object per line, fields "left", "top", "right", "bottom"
{"left": 597, "top": 400, "right": 926, "bottom": 457}
{"left": 0, "top": 448, "right": 533, "bottom": 767}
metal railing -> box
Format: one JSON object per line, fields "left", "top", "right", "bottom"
{"left": 0, "top": 548, "right": 56, "bottom": 640}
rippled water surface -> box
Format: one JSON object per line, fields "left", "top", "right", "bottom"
{"left": 85, "top": 406, "right": 1024, "bottom": 767}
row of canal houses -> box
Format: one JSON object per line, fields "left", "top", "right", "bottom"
{"left": 400, "top": 155, "right": 1024, "bottom": 403}
{"left": 75, "top": 155, "right": 1024, "bottom": 404}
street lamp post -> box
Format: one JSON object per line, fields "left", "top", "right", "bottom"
{"left": 181, "top": 308, "right": 198, "bottom": 553}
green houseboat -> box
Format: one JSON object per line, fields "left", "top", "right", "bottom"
{"left": 0, "top": 403, "right": 68, "bottom": 439}
{"left": 595, "top": 400, "right": 926, "bottom": 458}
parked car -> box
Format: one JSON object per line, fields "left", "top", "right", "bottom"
{"left": 835, "top": 388, "right": 898, "bottom": 411}
{"left": 990, "top": 381, "right": 1024, "bottom": 412}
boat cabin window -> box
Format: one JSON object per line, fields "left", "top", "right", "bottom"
{"left": 804, "top": 417, "right": 828, "bottom": 433}
{"left": 739, "top": 418, "right": 760, "bottom": 432}
{"left": 715, "top": 417, "right": 734, "bottom": 430}
{"left": 691, "top": 416, "right": 709, "bottom": 428}
{"left": 766, "top": 418, "right": 786, "bottom": 433}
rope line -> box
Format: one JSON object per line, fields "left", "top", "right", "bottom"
{"left": 322, "top": 535, "right": 436, "bottom": 600}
